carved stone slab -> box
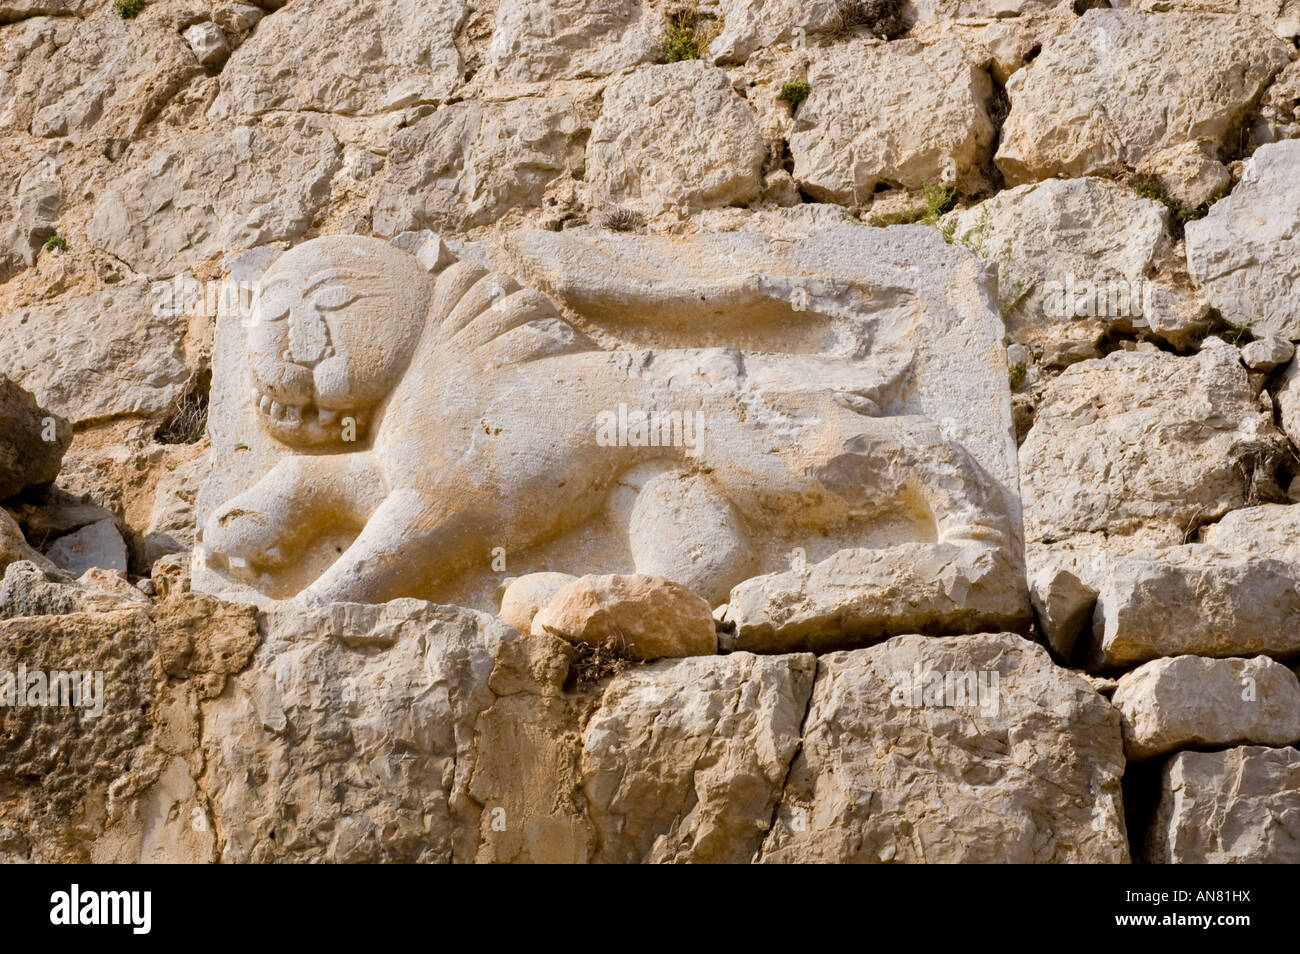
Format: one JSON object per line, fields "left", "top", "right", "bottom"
{"left": 194, "top": 224, "right": 1027, "bottom": 649}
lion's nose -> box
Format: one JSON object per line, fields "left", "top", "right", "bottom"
{"left": 287, "top": 308, "right": 334, "bottom": 367}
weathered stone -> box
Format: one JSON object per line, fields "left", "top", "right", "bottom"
{"left": 1147, "top": 746, "right": 1300, "bottom": 863}
{"left": 1241, "top": 335, "right": 1295, "bottom": 372}
{"left": 0, "top": 285, "right": 190, "bottom": 424}
{"left": 1020, "top": 340, "right": 1284, "bottom": 547}
{"left": 586, "top": 60, "right": 766, "bottom": 216}
{"left": 1087, "top": 546, "right": 1300, "bottom": 667}
{"left": 0, "top": 509, "right": 55, "bottom": 576}
{"left": 213, "top": 0, "right": 469, "bottom": 117}
{"left": 1028, "top": 564, "right": 1096, "bottom": 661}
{"left": 1202, "top": 502, "right": 1300, "bottom": 553}
{"left": 370, "top": 98, "right": 587, "bottom": 236}
{"left": 487, "top": 0, "right": 656, "bottom": 82}
{"left": 1279, "top": 358, "right": 1300, "bottom": 447}
{"left": 997, "top": 12, "right": 1290, "bottom": 183}
{"left": 1113, "top": 655, "right": 1300, "bottom": 759}
{"left": 497, "top": 572, "right": 576, "bottom": 635}
{"left": 759, "top": 633, "right": 1129, "bottom": 863}
{"left": 531, "top": 573, "right": 717, "bottom": 660}
{"left": 45, "top": 518, "right": 128, "bottom": 576}
{"left": 0, "top": 560, "right": 155, "bottom": 619}
{"left": 945, "top": 177, "right": 1209, "bottom": 361}
{"left": 708, "top": 0, "right": 843, "bottom": 64}
{"left": 183, "top": 22, "right": 231, "bottom": 68}
{"left": 1251, "top": 57, "right": 1300, "bottom": 145}
{"left": 1133, "top": 140, "right": 1232, "bottom": 210}
{"left": 790, "top": 37, "right": 995, "bottom": 203}
{"left": 726, "top": 542, "right": 1027, "bottom": 654}
{"left": 88, "top": 116, "right": 342, "bottom": 278}
{"left": 0, "top": 155, "right": 60, "bottom": 283}
{"left": 0, "top": 374, "right": 69, "bottom": 500}
{"left": 19, "top": 9, "right": 201, "bottom": 141}
{"left": 142, "top": 450, "right": 209, "bottom": 566}
{"left": 1186, "top": 140, "right": 1300, "bottom": 338}
{"left": 580, "top": 651, "right": 815, "bottom": 862}
{"left": 0, "top": 594, "right": 258, "bottom": 862}
{"left": 202, "top": 600, "right": 515, "bottom": 862}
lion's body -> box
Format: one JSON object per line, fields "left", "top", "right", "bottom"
{"left": 202, "top": 237, "right": 1009, "bottom": 606}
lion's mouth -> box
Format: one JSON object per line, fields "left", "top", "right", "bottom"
{"left": 251, "top": 385, "right": 344, "bottom": 430}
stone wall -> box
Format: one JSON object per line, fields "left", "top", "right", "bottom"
{"left": 1, "top": 0, "right": 1298, "bottom": 863}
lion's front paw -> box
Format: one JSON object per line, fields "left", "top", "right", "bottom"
{"left": 202, "top": 506, "right": 288, "bottom": 579}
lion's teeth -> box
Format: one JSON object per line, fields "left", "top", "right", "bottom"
{"left": 284, "top": 404, "right": 302, "bottom": 423}
{"left": 259, "top": 395, "right": 272, "bottom": 414}
{"left": 270, "top": 401, "right": 286, "bottom": 420}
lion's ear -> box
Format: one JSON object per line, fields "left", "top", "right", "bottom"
{"left": 390, "top": 229, "right": 455, "bottom": 276}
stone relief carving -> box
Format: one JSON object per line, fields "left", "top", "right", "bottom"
{"left": 194, "top": 226, "right": 1026, "bottom": 645}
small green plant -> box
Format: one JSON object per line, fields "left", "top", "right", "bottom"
{"left": 942, "top": 205, "right": 992, "bottom": 257}
{"left": 1129, "top": 174, "right": 1209, "bottom": 224}
{"left": 114, "top": 0, "right": 147, "bottom": 19}
{"left": 998, "top": 248, "right": 1033, "bottom": 320}
{"left": 869, "top": 181, "right": 956, "bottom": 227}
{"left": 1221, "top": 315, "right": 1259, "bottom": 345}
{"left": 779, "top": 80, "right": 811, "bottom": 108}
{"left": 659, "top": 9, "right": 714, "bottom": 63}
{"left": 1008, "top": 361, "right": 1027, "bottom": 389}
{"left": 42, "top": 234, "right": 66, "bottom": 253}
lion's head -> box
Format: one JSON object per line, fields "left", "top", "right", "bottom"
{"left": 246, "top": 236, "right": 432, "bottom": 448}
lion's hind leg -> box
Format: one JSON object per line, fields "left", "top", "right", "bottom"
{"left": 610, "top": 462, "right": 757, "bottom": 606}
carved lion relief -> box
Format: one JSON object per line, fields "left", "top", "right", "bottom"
{"left": 194, "top": 227, "right": 1025, "bottom": 643}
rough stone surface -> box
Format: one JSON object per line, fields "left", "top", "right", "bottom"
{"left": 487, "top": 0, "right": 656, "bottom": 82}
{"left": 45, "top": 517, "right": 128, "bottom": 577}
{"left": 1113, "top": 655, "right": 1300, "bottom": 759}
{"left": 791, "top": 37, "right": 996, "bottom": 203}
{"left": 0, "top": 285, "right": 191, "bottom": 424}
{"left": 15, "top": 9, "right": 201, "bottom": 142}
{"left": 531, "top": 573, "right": 717, "bottom": 660}
{"left": 0, "top": 374, "right": 69, "bottom": 500}
{"left": 1133, "top": 140, "right": 1232, "bottom": 211}
{"left": 497, "top": 571, "right": 576, "bottom": 635}
{"left": 370, "top": 98, "right": 588, "bottom": 236}
{"left": 88, "top": 117, "right": 342, "bottom": 279}
{"left": 579, "top": 651, "right": 815, "bottom": 863}
{"left": 1020, "top": 340, "right": 1284, "bottom": 547}
{"left": 1186, "top": 141, "right": 1300, "bottom": 338}
{"left": 1241, "top": 335, "right": 1294, "bottom": 372}
{"left": 759, "top": 633, "right": 1129, "bottom": 863}
{"left": 212, "top": 0, "right": 469, "bottom": 117}
{"left": 1028, "top": 564, "right": 1096, "bottom": 661}
{"left": 945, "top": 177, "right": 1209, "bottom": 362}
{"left": 586, "top": 61, "right": 766, "bottom": 216}
{"left": 1147, "top": 746, "right": 1300, "bottom": 864}
{"left": 1088, "top": 545, "right": 1300, "bottom": 667}
{"left": 997, "top": 11, "right": 1290, "bottom": 183}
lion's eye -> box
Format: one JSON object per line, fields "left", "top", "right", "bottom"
{"left": 311, "top": 286, "right": 363, "bottom": 311}
{"left": 256, "top": 294, "right": 290, "bottom": 323}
